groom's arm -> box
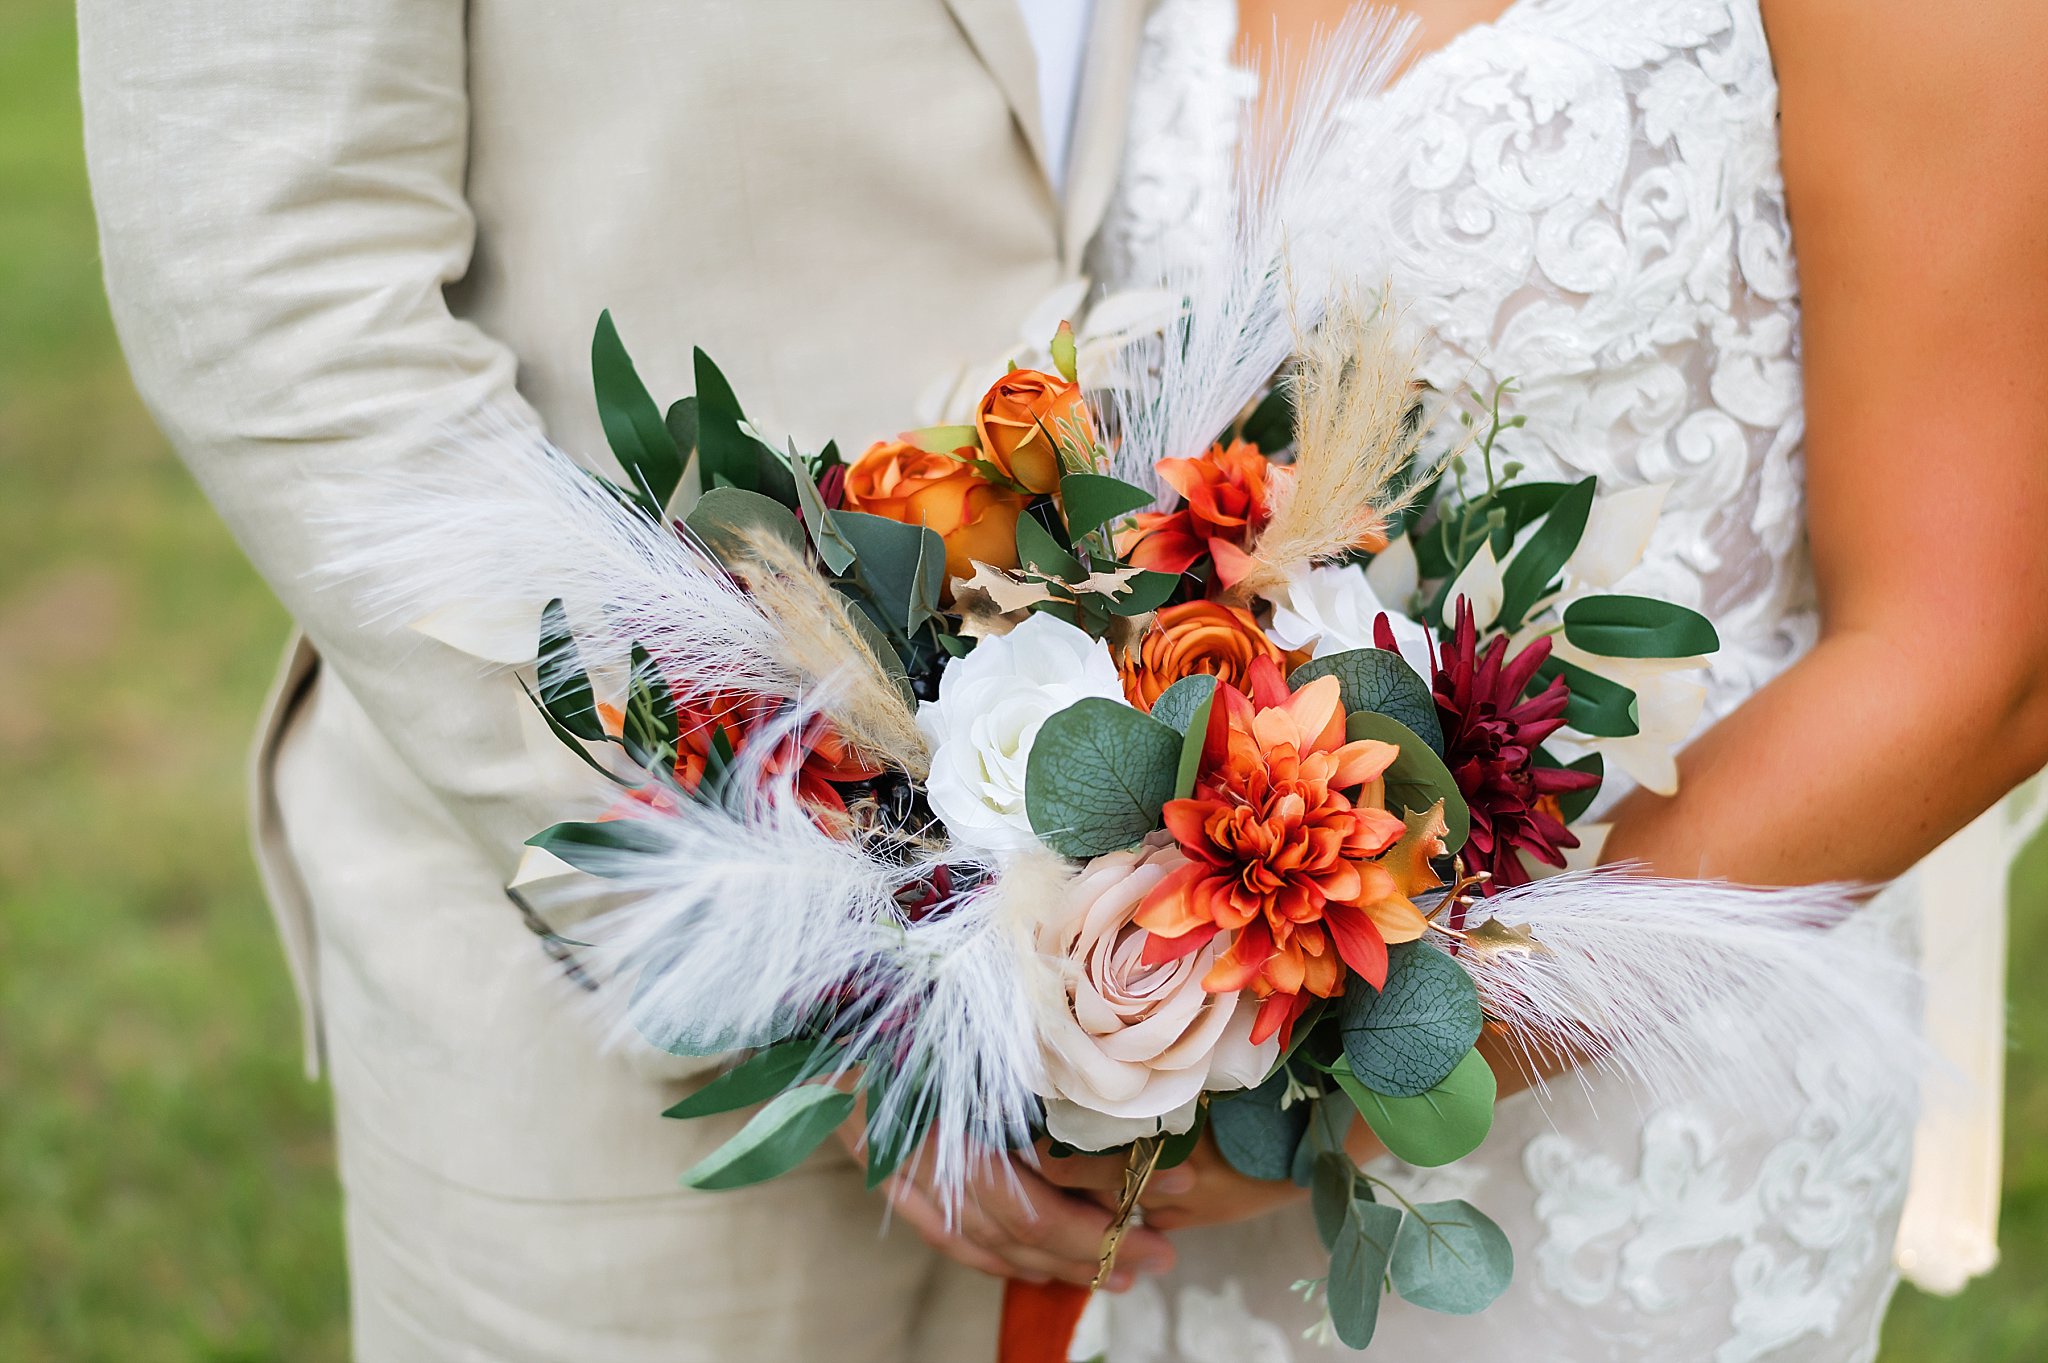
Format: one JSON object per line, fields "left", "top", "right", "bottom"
{"left": 78, "top": 0, "right": 574, "bottom": 869}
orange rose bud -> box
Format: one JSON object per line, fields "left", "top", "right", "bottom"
{"left": 974, "top": 368, "right": 1090, "bottom": 495}
{"left": 1118, "top": 600, "right": 1291, "bottom": 710}
{"left": 842, "top": 438, "right": 1028, "bottom": 588}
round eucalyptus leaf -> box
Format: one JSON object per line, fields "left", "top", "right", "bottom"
{"left": 1023, "top": 699, "right": 1181, "bottom": 858}
{"left": 1290, "top": 648, "right": 1445, "bottom": 754}
{"left": 1390, "top": 1198, "right": 1515, "bottom": 1314}
{"left": 1337, "top": 1048, "right": 1497, "bottom": 1168}
{"left": 1339, "top": 941, "right": 1484, "bottom": 1097}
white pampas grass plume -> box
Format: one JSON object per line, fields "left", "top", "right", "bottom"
{"left": 1226, "top": 290, "right": 1436, "bottom": 602}
{"left": 555, "top": 714, "right": 1065, "bottom": 1210}
{"left": 1098, "top": 9, "right": 1419, "bottom": 491}
{"left": 317, "top": 412, "right": 920, "bottom": 775}
{"left": 1459, "top": 872, "right": 1925, "bottom": 1115}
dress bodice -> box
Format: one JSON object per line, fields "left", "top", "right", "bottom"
{"left": 1091, "top": 0, "right": 1815, "bottom": 726}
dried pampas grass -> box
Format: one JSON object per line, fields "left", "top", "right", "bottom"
{"left": 725, "top": 527, "right": 928, "bottom": 780}
{"left": 1226, "top": 290, "right": 1440, "bottom": 602}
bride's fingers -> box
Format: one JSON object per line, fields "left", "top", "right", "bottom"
{"left": 983, "top": 1168, "right": 1179, "bottom": 1284}
{"left": 1036, "top": 1150, "right": 1128, "bottom": 1192}
{"left": 883, "top": 1177, "right": 1033, "bottom": 1282}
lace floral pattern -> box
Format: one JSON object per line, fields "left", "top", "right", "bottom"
{"left": 1079, "top": 0, "right": 1914, "bottom": 1358}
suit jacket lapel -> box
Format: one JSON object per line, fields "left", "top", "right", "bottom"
{"left": 1060, "top": 0, "right": 1148, "bottom": 273}
{"left": 940, "top": 0, "right": 1051, "bottom": 187}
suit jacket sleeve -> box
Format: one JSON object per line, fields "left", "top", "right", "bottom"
{"left": 78, "top": 0, "right": 582, "bottom": 873}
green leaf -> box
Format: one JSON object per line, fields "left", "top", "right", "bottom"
{"left": 1098, "top": 568, "right": 1181, "bottom": 617}
{"left": 1339, "top": 942, "right": 1484, "bottom": 1098}
{"left": 1390, "top": 1198, "right": 1514, "bottom": 1315}
{"left": 662, "top": 1041, "right": 820, "bottom": 1119}
{"left": 683, "top": 486, "right": 808, "bottom": 565}
{"left": 833, "top": 510, "right": 947, "bottom": 635}
{"left": 1335, "top": 1048, "right": 1497, "bottom": 1168}
{"left": 692, "top": 348, "right": 799, "bottom": 506}
{"left": 1061, "top": 473, "right": 1156, "bottom": 538}
{"left": 1208, "top": 1067, "right": 1309, "bottom": 1181}
{"left": 905, "top": 424, "right": 980, "bottom": 455}
{"left": 1311, "top": 1152, "right": 1356, "bottom": 1250}
{"left": 1485, "top": 480, "right": 1572, "bottom": 557}
{"left": 1023, "top": 699, "right": 1181, "bottom": 858}
{"left": 1155, "top": 1106, "right": 1209, "bottom": 1170}
{"left": 620, "top": 643, "right": 680, "bottom": 772}
{"left": 1291, "top": 649, "right": 1446, "bottom": 754}
{"left": 536, "top": 598, "right": 604, "bottom": 742}
{"left": 860, "top": 1066, "right": 933, "bottom": 1189}
{"left": 1016, "top": 513, "right": 1085, "bottom": 581}
{"left": 1496, "top": 476, "right": 1595, "bottom": 629}
{"left": 592, "top": 311, "right": 685, "bottom": 514}
{"left": 1295, "top": 1090, "right": 1354, "bottom": 1186}
{"left": 1327, "top": 1197, "right": 1404, "bottom": 1348}
{"left": 518, "top": 678, "right": 633, "bottom": 786}
{"left": 785, "top": 443, "right": 857, "bottom": 575}
{"left": 1172, "top": 687, "right": 1217, "bottom": 800}
{"left": 1150, "top": 674, "right": 1219, "bottom": 734}
{"left": 680, "top": 1085, "right": 858, "bottom": 1190}
{"left": 836, "top": 588, "right": 917, "bottom": 707}
{"left": 525, "top": 818, "right": 668, "bottom": 877}
{"left": 1535, "top": 657, "right": 1640, "bottom": 738}
{"left": 1342, "top": 711, "right": 1470, "bottom": 852}
{"left": 1239, "top": 383, "right": 1295, "bottom": 453}
{"left": 1562, "top": 594, "right": 1720, "bottom": 659}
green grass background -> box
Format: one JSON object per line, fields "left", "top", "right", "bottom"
{"left": 1, "top": 3, "right": 2041, "bottom": 1359}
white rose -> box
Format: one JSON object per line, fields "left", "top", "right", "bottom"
{"left": 1036, "top": 836, "right": 1278, "bottom": 1150}
{"left": 916, "top": 611, "right": 1131, "bottom": 854}
{"left": 1264, "top": 562, "right": 1437, "bottom": 682}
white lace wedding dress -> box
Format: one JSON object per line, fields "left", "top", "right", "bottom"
{"left": 1075, "top": 1, "right": 1918, "bottom": 1358}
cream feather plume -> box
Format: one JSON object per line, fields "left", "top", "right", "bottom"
{"left": 1458, "top": 872, "right": 1926, "bottom": 1116}
{"left": 1098, "top": 9, "right": 1420, "bottom": 491}
{"left": 319, "top": 412, "right": 922, "bottom": 777}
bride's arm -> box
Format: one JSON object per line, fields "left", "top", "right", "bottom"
{"left": 1603, "top": 0, "right": 2048, "bottom": 882}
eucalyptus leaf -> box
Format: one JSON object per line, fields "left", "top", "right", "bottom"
{"left": 1098, "top": 568, "right": 1180, "bottom": 617}
{"left": 1339, "top": 942, "right": 1483, "bottom": 1098}
{"left": 1562, "top": 593, "right": 1720, "bottom": 659}
{"left": 662, "top": 1041, "right": 819, "bottom": 1119}
{"left": 1327, "top": 1198, "right": 1404, "bottom": 1349}
{"left": 1290, "top": 649, "right": 1445, "bottom": 754}
{"left": 1335, "top": 1048, "right": 1497, "bottom": 1168}
{"left": 1061, "top": 473, "right": 1156, "bottom": 538}
{"left": 1342, "top": 711, "right": 1470, "bottom": 851}
{"left": 592, "top": 310, "right": 684, "bottom": 514}
{"left": 1150, "top": 674, "right": 1219, "bottom": 734}
{"left": 1389, "top": 1198, "right": 1514, "bottom": 1315}
{"left": 1208, "top": 1067, "right": 1309, "bottom": 1181}
{"left": 1496, "top": 476, "right": 1595, "bottom": 629}
{"left": 785, "top": 442, "right": 856, "bottom": 574}
{"left": 833, "top": 510, "right": 947, "bottom": 636}
{"left": 1172, "top": 687, "right": 1217, "bottom": 800}
{"left": 1024, "top": 699, "right": 1180, "bottom": 858}
{"left": 680, "top": 1085, "right": 857, "bottom": 1190}
{"left": 1311, "top": 1152, "right": 1356, "bottom": 1250}
{"left": 692, "top": 347, "right": 799, "bottom": 506}
{"left": 683, "top": 486, "right": 807, "bottom": 564}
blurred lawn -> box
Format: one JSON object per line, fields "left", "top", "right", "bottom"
{"left": 1, "top": 2, "right": 2042, "bottom": 1360}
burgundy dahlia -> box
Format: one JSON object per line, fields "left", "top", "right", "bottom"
{"left": 1422, "top": 600, "right": 1600, "bottom": 894}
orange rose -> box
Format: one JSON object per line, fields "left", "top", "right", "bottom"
{"left": 842, "top": 438, "right": 1027, "bottom": 587}
{"left": 975, "top": 368, "right": 1090, "bottom": 495}
{"left": 1119, "top": 601, "right": 1292, "bottom": 710}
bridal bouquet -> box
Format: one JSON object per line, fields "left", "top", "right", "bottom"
{"left": 335, "top": 23, "right": 1914, "bottom": 1358}
{"left": 337, "top": 296, "right": 1906, "bottom": 1361}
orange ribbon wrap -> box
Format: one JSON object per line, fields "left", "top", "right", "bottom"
{"left": 998, "top": 1279, "right": 1092, "bottom": 1363}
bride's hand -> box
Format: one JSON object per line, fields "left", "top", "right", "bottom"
{"left": 836, "top": 1120, "right": 1178, "bottom": 1291}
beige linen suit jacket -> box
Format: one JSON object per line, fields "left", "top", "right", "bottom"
{"left": 78, "top": 2, "right": 1148, "bottom": 1358}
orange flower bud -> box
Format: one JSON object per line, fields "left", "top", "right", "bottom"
{"left": 974, "top": 368, "right": 1090, "bottom": 495}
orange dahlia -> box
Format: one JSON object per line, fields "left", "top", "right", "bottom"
{"left": 1135, "top": 656, "right": 1435, "bottom": 1047}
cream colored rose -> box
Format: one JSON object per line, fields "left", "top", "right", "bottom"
{"left": 1035, "top": 835, "right": 1278, "bottom": 1150}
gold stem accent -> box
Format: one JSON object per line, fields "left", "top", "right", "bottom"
{"left": 1091, "top": 1136, "right": 1166, "bottom": 1290}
